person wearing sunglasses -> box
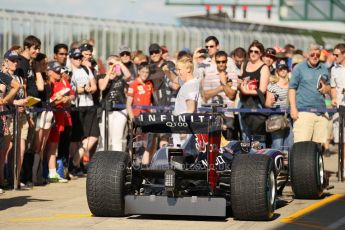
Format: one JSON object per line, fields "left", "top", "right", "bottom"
{"left": 201, "top": 50, "right": 237, "bottom": 140}
{"left": 238, "top": 40, "right": 270, "bottom": 140}
{"left": 0, "top": 50, "right": 21, "bottom": 190}
{"left": 330, "top": 43, "right": 345, "bottom": 177}
{"left": 118, "top": 45, "right": 137, "bottom": 83}
{"left": 148, "top": 43, "right": 177, "bottom": 107}
{"left": 45, "top": 61, "right": 74, "bottom": 183}
{"left": 194, "top": 36, "right": 237, "bottom": 81}
{"left": 289, "top": 43, "right": 330, "bottom": 146}
{"left": 68, "top": 48, "right": 99, "bottom": 179}
{"left": 262, "top": 48, "right": 277, "bottom": 75}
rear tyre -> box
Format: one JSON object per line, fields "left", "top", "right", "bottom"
{"left": 231, "top": 154, "right": 276, "bottom": 220}
{"left": 86, "top": 151, "right": 129, "bottom": 217}
{"left": 290, "top": 141, "right": 324, "bottom": 199}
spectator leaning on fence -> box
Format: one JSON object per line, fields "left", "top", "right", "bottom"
{"left": 201, "top": 50, "right": 237, "bottom": 140}
{"left": 45, "top": 61, "right": 74, "bottom": 183}
{"left": 68, "top": 48, "right": 99, "bottom": 178}
{"left": 127, "top": 62, "right": 153, "bottom": 165}
{"left": 31, "top": 53, "right": 52, "bottom": 185}
{"left": 265, "top": 59, "right": 293, "bottom": 151}
{"left": 97, "top": 55, "right": 130, "bottom": 152}
{"left": 0, "top": 52, "right": 20, "bottom": 193}
{"left": 330, "top": 43, "right": 345, "bottom": 177}
{"left": 53, "top": 43, "right": 72, "bottom": 180}
{"left": 238, "top": 40, "right": 270, "bottom": 139}
{"left": 172, "top": 56, "right": 200, "bottom": 147}
{"left": 289, "top": 43, "right": 331, "bottom": 144}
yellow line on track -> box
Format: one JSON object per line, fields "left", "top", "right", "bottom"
{"left": 9, "top": 213, "right": 92, "bottom": 222}
{"left": 281, "top": 194, "right": 345, "bottom": 224}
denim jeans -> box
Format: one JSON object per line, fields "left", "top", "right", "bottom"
{"left": 270, "top": 119, "right": 294, "bottom": 152}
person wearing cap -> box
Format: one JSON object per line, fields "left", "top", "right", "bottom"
{"left": 79, "top": 43, "right": 98, "bottom": 76}
{"left": 289, "top": 43, "right": 330, "bottom": 145}
{"left": 117, "top": 45, "right": 137, "bottom": 83}
{"left": 262, "top": 48, "right": 277, "bottom": 75}
{"left": 0, "top": 51, "right": 21, "bottom": 191}
{"left": 45, "top": 61, "right": 74, "bottom": 183}
{"left": 148, "top": 43, "right": 178, "bottom": 107}
{"left": 68, "top": 47, "right": 99, "bottom": 178}
{"left": 265, "top": 59, "right": 293, "bottom": 151}
{"left": 161, "top": 45, "right": 170, "bottom": 62}
{"left": 3, "top": 49, "right": 31, "bottom": 188}
{"left": 330, "top": 43, "right": 345, "bottom": 177}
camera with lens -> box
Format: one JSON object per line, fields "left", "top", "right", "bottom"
{"left": 198, "top": 48, "right": 207, "bottom": 54}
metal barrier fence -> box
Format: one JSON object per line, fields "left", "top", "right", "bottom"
{"left": 0, "top": 8, "right": 322, "bottom": 60}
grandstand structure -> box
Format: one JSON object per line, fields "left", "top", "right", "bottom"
{"left": 0, "top": 8, "right": 341, "bottom": 60}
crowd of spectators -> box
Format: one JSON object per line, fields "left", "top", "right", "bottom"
{"left": 0, "top": 34, "right": 344, "bottom": 194}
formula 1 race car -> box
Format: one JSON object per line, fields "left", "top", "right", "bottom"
{"left": 86, "top": 109, "right": 328, "bottom": 221}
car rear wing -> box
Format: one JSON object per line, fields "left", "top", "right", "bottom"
{"left": 134, "top": 113, "right": 222, "bottom": 134}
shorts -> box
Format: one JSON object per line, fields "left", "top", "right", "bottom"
{"left": 36, "top": 111, "right": 54, "bottom": 130}
{"left": 70, "top": 106, "right": 100, "bottom": 142}
{"left": 48, "top": 126, "right": 61, "bottom": 143}
{"left": 293, "top": 112, "right": 329, "bottom": 143}
{"left": 6, "top": 113, "right": 29, "bottom": 141}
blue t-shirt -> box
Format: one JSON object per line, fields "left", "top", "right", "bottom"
{"left": 289, "top": 60, "right": 329, "bottom": 110}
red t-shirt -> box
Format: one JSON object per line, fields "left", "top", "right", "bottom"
{"left": 127, "top": 78, "right": 153, "bottom": 117}
{"left": 50, "top": 79, "right": 75, "bottom": 131}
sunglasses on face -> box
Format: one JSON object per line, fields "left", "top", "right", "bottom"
{"left": 249, "top": 50, "right": 260, "bottom": 54}
{"left": 310, "top": 53, "right": 320, "bottom": 58}
{"left": 120, "top": 52, "right": 131, "bottom": 57}
{"left": 216, "top": 60, "right": 227, "bottom": 64}
{"left": 72, "top": 57, "right": 82, "bottom": 61}
{"left": 108, "top": 62, "right": 114, "bottom": 66}
{"left": 205, "top": 45, "right": 215, "bottom": 49}
{"left": 149, "top": 50, "right": 160, "bottom": 55}
{"left": 333, "top": 53, "right": 341, "bottom": 57}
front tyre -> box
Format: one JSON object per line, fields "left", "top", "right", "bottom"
{"left": 86, "top": 151, "right": 129, "bottom": 217}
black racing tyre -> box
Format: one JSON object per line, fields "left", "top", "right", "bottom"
{"left": 290, "top": 141, "right": 324, "bottom": 199}
{"left": 230, "top": 154, "right": 276, "bottom": 221}
{"left": 86, "top": 151, "right": 129, "bottom": 217}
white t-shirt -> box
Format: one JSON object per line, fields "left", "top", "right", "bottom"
{"left": 71, "top": 67, "right": 95, "bottom": 107}
{"left": 331, "top": 63, "right": 345, "bottom": 107}
{"left": 172, "top": 78, "right": 200, "bottom": 147}
{"left": 173, "top": 78, "right": 200, "bottom": 115}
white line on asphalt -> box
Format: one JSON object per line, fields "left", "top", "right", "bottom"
{"left": 327, "top": 216, "right": 345, "bottom": 229}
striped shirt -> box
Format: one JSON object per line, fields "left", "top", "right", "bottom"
{"left": 267, "top": 83, "right": 288, "bottom": 108}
